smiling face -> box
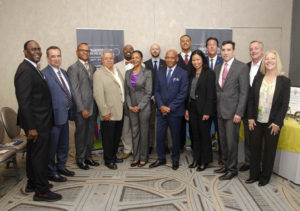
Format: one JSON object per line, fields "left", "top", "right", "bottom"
{"left": 102, "top": 52, "right": 114, "bottom": 70}
{"left": 264, "top": 52, "right": 277, "bottom": 71}
{"left": 165, "top": 50, "right": 178, "bottom": 68}
{"left": 180, "top": 35, "right": 191, "bottom": 52}
{"left": 221, "top": 43, "right": 235, "bottom": 62}
{"left": 123, "top": 45, "right": 134, "bottom": 61}
{"left": 249, "top": 42, "right": 264, "bottom": 63}
{"left": 24, "top": 41, "right": 42, "bottom": 63}
{"left": 77, "top": 44, "right": 90, "bottom": 62}
{"left": 47, "top": 49, "right": 62, "bottom": 69}
{"left": 191, "top": 54, "right": 203, "bottom": 71}
{"left": 131, "top": 52, "right": 142, "bottom": 68}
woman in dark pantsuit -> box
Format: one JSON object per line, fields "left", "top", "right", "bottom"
{"left": 125, "top": 50, "right": 152, "bottom": 167}
{"left": 185, "top": 50, "right": 216, "bottom": 171}
{"left": 246, "top": 50, "right": 290, "bottom": 186}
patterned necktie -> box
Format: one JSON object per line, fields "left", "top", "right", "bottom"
{"left": 154, "top": 61, "right": 158, "bottom": 73}
{"left": 210, "top": 58, "right": 214, "bottom": 70}
{"left": 184, "top": 54, "right": 189, "bottom": 64}
{"left": 166, "top": 68, "right": 172, "bottom": 85}
{"left": 84, "top": 62, "right": 90, "bottom": 77}
{"left": 221, "top": 63, "right": 228, "bottom": 88}
{"left": 57, "top": 70, "right": 72, "bottom": 108}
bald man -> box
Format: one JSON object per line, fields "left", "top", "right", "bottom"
{"left": 144, "top": 43, "right": 167, "bottom": 153}
{"left": 149, "top": 50, "right": 188, "bottom": 170}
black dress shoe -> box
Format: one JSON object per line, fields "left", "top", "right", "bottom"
{"left": 239, "top": 164, "right": 250, "bottom": 172}
{"left": 105, "top": 163, "right": 117, "bottom": 170}
{"left": 48, "top": 174, "right": 67, "bottom": 182}
{"left": 258, "top": 181, "right": 268, "bottom": 186}
{"left": 85, "top": 159, "right": 100, "bottom": 166}
{"left": 130, "top": 160, "right": 139, "bottom": 167}
{"left": 196, "top": 164, "right": 207, "bottom": 172}
{"left": 33, "top": 190, "right": 62, "bottom": 202}
{"left": 149, "top": 160, "right": 166, "bottom": 168}
{"left": 189, "top": 160, "right": 197, "bottom": 168}
{"left": 115, "top": 158, "right": 123, "bottom": 163}
{"left": 214, "top": 166, "right": 227, "bottom": 173}
{"left": 77, "top": 162, "right": 89, "bottom": 170}
{"left": 245, "top": 178, "right": 258, "bottom": 184}
{"left": 172, "top": 161, "right": 179, "bottom": 170}
{"left": 219, "top": 172, "right": 237, "bottom": 180}
{"left": 58, "top": 168, "right": 75, "bottom": 177}
{"left": 138, "top": 161, "right": 147, "bottom": 167}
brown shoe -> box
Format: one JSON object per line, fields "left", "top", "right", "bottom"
{"left": 122, "top": 153, "right": 131, "bottom": 159}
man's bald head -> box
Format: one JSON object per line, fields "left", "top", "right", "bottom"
{"left": 150, "top": 43, "right": 161, "bottom": 58}
{"left": 123, "top": 44, "right": 134, "bottom": 61}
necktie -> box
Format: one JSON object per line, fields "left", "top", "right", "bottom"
{"left": 221, "top": 63, "right": 228, "bottom": 88}
{"left": 210, "top": 58, "right": 214, "bottom": 70}
{"left": 166, "top": 68, "right": 172, "bottom": 85}
{"left": 154, "top": 61, "right": 158, "bottom": 73}
{"left": 84, "top": 62, "right": 90, "bottom": 77}
{"left": 57, "top": 70, "right": 72, "bottom": 109}
{"left": 36, "top": 68, "right": 44, "bottom": 79}
{"left": 184, "top": 54, "right": 189, "bottom": 64}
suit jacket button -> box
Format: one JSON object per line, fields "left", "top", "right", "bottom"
{"left": 195, "top": 95, "right": 198, "bottom": 99}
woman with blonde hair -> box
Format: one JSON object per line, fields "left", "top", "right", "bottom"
{"left": 246, "top": 50, "right": 290, "bottom": 186}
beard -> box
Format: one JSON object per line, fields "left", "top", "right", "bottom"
{"left": 151, "top": 53, "right": 160, "bottom": 58}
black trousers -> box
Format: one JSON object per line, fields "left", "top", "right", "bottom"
{"left": 101, "top": 119, "right": 123, "bottom": 164}
{"left": 249, "top": 122, "right": 280, "bottom": 183}
{"left": 26, "top": 130, "right": 51, "bottom": 193}
{"left": 189, "top": 100, "right": 213, "bottom": 165}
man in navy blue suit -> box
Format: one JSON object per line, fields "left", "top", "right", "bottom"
{"left": 42, "top": 46, "right": 75, "bottom": 182}
{"left": 206, "top": 37, "right": 223, "bottom": 165}
{"left": 149, "top": 50, "right": 188, "bottom": 170}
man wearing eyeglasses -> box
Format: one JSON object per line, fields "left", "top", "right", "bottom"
{"left": 67, "top": 43, "right": 99, "bottom": 170}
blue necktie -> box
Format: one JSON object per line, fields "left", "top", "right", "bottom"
{"left": 166, "top": 68, "right": 172, "bottom": 85}
{"left": 210, "top": 58, "right": 214, "bottom": 70}
{"left": 154, "top": 61, "right": 158, "bottom": 73}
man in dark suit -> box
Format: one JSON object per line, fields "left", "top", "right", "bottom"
{"left": 205, "top": 37, "right": 223, "bottom": 165}
{"left": 239, "top": 40, "right": 264, "bottom": 172}
{"left": 42, "top": 46, "right": 76, "bottom": 182}
{"left": 214, "top": 41, "right": 249, "bottom": 180}
{"left": 149, "top": 50, "right": 188, "bottom": 170}
{"left": 177, "top": 35, "right": 192, "bottom": 151}
{"left": 67, "top": 43, "right": 98, "bottom": 170}
{"left": 144, "top": 43, "right": 166, "bottom": 154}
{"left": 14, "top": 40, "right": 62, "bottom": 202}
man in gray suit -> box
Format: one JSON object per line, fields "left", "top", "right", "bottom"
{"left": 67, "top": 43, "right": 99, "bottom": 170}
{"left": 214, "top": 40, "right": 249, "bottom": 180}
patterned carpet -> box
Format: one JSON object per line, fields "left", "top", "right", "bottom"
{"left": 1, "top": 149, "right": 300, "bottom": 211}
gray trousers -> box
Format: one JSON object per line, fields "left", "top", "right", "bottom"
{"left": 74, "top": 112, "right": 96, "bottom": 163}
{"left": 243, "top": 119, "right": 251, "bottom": 165}
{"left": 129, "top": 106, "right": 151, "bottom": 162}
{"left": 121, "top": 115, "right": 132, "bottom": 154}
{"left": 218, "top": 118, "right": 240, "bottom": 173}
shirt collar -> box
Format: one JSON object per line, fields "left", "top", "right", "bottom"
{"left": 25, "top": 58, "right": 38, "bottom": 69}
{"left": 251, "top": 58, "right": 262, "bottom": 67}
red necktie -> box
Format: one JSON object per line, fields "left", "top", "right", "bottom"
{"left": 58, "top": 70, "right": 72, "bottom": 109}
{"left": 221, "top": 63, "right": 228, "bottom": 88}
{"left": 184, "top": 54, "right": 189, "bottom": 64}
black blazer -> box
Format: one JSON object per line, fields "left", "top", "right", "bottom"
{"left": 186, "top": 69, "right": 216, "bottom": 116}
{"left": 144, "top": 58, "right": 166, "bottom": 95}
{"left": 14, "top": 59, "right": 53, "bottom": 132}
{"left": 247, "top": 74, "right": 291, "bottom": 127}
{"left": 177, "top": 53, "right": 192, "bottom": 72}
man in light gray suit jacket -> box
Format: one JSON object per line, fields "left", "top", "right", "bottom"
{"left": 67, "top": 43, "right": 99, "bottom": 170}
{"left": 214, "top": 41, "right": 249, "bottom": 180}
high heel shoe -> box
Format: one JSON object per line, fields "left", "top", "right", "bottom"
{"left": 138, "top": 161, "right": 148, "bottom": 167}
{"left": 130, "top": 160, "right": 139, "bottom": 167}
{"left": 189, "top": 160, "right": 197, "bottom": 168}
{"left": 196, "top": 163, "right": 208, "bottom": 172}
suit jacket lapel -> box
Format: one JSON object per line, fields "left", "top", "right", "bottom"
{"left": 272, "top": 77, "right": 281, "bottom": 107}
{"left": 47, "top": 65, "right": 68, "bottom": 93}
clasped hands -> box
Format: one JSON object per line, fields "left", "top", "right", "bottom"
{"left": 248, "top": 119, "right": 280, "bottom": 135}
{"left": 129, "top": 106, "right": 140, "bottom": 113}
{"left": 160, "top": 106, "right": 170, "bottom": 116}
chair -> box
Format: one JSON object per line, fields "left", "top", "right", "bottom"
{"left": 0, "top": 118, "right": 20, "bottom": 181}
{"left": 0, "top": 107, "right": 27, "bottom": 154}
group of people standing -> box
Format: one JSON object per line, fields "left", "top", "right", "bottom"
{"left": 14, "top": 35, "right": 290, "bottom": 202}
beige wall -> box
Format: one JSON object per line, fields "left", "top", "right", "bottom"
{"left": 0, "top": 0, "right": 293, "bottom": 110}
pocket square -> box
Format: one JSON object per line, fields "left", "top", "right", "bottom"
{"left": 173, "top": 77, "right": 180, "bottom": 82}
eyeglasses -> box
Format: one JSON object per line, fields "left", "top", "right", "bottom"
{"left": 78, "top": 49, "right": 90, "bottom": 53}
{"left": 29, "top": 48, "right": 41, "bottom": 52}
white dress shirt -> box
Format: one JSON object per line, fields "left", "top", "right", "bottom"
{"left": 180, "top": 51, "right": 192, "bottom": 62}
{"left": 249, "top": 59, "right": 262, "bottom": 86}
{"left": 208, "top": 54, "right": 218, "bottom": 70}
{"left": 218, "top": 57, "right": 234, "bottom": 87}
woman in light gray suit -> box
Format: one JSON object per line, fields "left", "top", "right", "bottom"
{"left": 125, "top": 50, "right": 152, "bottom": 167}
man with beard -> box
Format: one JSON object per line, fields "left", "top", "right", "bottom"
{"left": 14, "top": 40, "right": 62, "bottom": 201}
{"left": 115, "top": 44, "right": 134, "bottom": 160}
{"left": 144, "top": 43, "right": 166, "bottom": 154}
